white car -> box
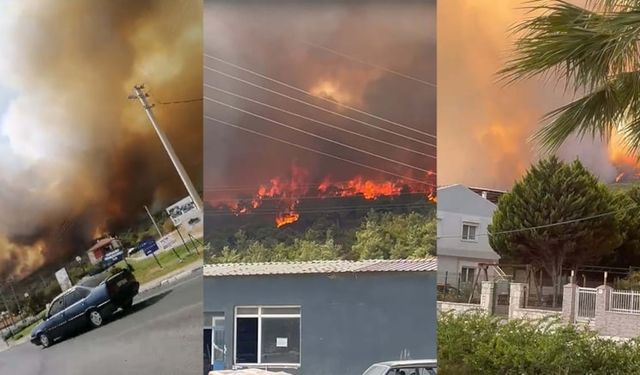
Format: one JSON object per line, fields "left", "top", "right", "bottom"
{"left": 362, "top": 359, "right": 437, "bottom": 375}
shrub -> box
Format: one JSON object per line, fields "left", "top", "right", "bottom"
{"left": 438, "top": 312, "right": 640, "bottom": 374}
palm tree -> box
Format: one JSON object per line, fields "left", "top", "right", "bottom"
{"left": 500, "top": 0, "right": 640, "bottom": 153}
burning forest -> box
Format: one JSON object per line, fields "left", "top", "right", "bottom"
{"left": 206, "top": 165, "right": 436, "bottom": 228}
{"left": 203, "top": 1, "right": 437, "bottom": 237}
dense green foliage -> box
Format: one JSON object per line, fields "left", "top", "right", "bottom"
{"left": 615, "top": 271, "right": 640, "bottom": 290}
{"left": 207, "top": 210, "right": 436, "bottom": 263}
{"left": 438, "top": 312, "right": 640, "bottom": 374}
{"left": 501, "top": 0, "right": 640, "bottom": 153}
{"left": 490, "top": 157, "right": 621, "bottom": 304}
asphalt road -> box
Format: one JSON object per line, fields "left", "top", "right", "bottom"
{"left": 0, "top": 272, "right": 202, "bottom": 375}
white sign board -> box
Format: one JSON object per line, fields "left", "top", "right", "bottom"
{"left": 166, "top": 196, "right": 199, "bottom": 226}
{"left": 158, "top": 232, "right": 178, "bottom": 250}
{"left": 276, "top": 337, "right": 288, "bottom": 348}
{"left": 55, "top": 267, "right": 73, "bottom": 292}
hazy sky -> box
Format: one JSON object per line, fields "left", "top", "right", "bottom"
{"left": 438, "top": 0, "right": 620, "bottom": 189}
{"left": 0, "top": 0, "right": 202, "bottom": 280}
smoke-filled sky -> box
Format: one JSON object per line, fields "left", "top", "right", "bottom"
{"left": 438, "top": 0, "right": 623, "bottom": 190}
{"left": 203, "top": 0, "right": 436, "bottom": 204}
{"left": 0, "top": 0, "right": 202, "bottom": 280}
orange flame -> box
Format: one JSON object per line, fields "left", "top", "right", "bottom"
{"left": 275, "top": 211, "right": 300, "bottom": 228}
{"left": 209, "top": 166, "right": 435, "bottom": 227}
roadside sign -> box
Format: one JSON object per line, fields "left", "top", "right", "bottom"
{"left": 103, "top": 249, "right": 124, "bottom": 264}
{"left": 138, "top": 238, "right": 159, "bottom": 256}
{"left": 158, "top": 233, "right": 178, "bottom": 250}
{"left": 55, "top": 268, "right": 72, "bottom": 292}
{"left": 166, "top": 196, "right": 199, "bottom": 226}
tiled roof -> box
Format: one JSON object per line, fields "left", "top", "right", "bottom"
{"left": 203, "top": 258, "right": 437, "bottom": 277}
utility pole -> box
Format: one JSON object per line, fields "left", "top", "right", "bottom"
{"left": 129, "top": 85, "right": 203, "bottom": 212}
{"left": 145, "top": 205, "right": 163, "bottom": 237}
{"left": 7, "top": 278, "right": 21, "bottom": 315}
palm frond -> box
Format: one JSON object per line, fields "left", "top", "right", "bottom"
{"left": 532, "top": 70, "right": 640, "bottom": 152}
{"left": 500, "top": 0, "right": 640, "bottom": 91}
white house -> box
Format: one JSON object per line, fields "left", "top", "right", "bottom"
{"left": 437, "top": 184, "right": 501, "bottom": 286}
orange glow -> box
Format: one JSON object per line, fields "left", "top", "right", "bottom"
{"left": 309, "top": 80, "right": 351, "bottom": 104}
{"left": 609, "top": 131, "right": 640, "bottom": 182}
{"left": 336, "top": 177, "right": 403, "bottom": 199}
{"left": 275, "top": 211, "right": 300, "bottom": 228}
{"left": 215, "top": 165, "right": 435, "bottom": 227}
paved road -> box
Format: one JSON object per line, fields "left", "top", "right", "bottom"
{"left": 0, "top": 272, "right": 202, "bottom": 375}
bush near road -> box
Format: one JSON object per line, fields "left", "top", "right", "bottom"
{"left": 438, "top": 312, "right": 640, "bottom": 374}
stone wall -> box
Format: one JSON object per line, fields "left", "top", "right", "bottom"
{"left": 437, "top": 301, "right": 486, "bottom": 314}
{"left": 593, "top": 285, "right": 640, "bottom": 338}
{"left": 509, "top": 283, "right": 561, "bottom": 321}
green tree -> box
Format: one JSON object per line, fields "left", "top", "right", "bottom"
{"left": 607, "top": 187, "right": 640, "bottom": 267}
{"left": 352, "top": 211, "right": 436, "bottom": 260}
{"left": 501, "top": 0, "right": 640, "bottom": 152}
{"left": 489, "top": 157, "right": 622, "bottom": 306}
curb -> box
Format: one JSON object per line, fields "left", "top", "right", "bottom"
{"left": 139, "top": 264, "right": 202, "bottom": 294}
{"left": 159, "top": 265, "right": 202, "bottom": 287}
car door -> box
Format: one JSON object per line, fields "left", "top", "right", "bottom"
{"left": 45, "top": 296, "right": 66, "bottom": 339}
{"left": 63, "top": 288, "right": 88, "bottom": 331}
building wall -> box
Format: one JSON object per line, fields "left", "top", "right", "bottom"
{"left": 203, "top": 271, "right": 437, "bottom": 375}
{"left": 437, "top": 185, "right": 500, "bottom": 272}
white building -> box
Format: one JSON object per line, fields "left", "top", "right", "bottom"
{"left": 437, "top": 184, "right": 502, "bottom": 286}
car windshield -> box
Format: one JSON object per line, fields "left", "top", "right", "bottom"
{"left": 362, "top": 364, "right": 390, "bottom": 375}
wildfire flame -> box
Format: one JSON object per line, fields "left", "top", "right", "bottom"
{"left": 609, "top": 130, "right": 640, "bottom": 183}
{"left": 207, "top": 166, "right": 435, "bottom": 228}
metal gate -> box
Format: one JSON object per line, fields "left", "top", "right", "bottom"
{"left": 493, "top": 280, "right": 511, "bottom": 316}
{"left": 576, "top": 287, "right": 597, "bottom": 320}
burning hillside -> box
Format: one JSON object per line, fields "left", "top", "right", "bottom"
{"left": 206, "top": 165, "right": 435, "bottom": 228}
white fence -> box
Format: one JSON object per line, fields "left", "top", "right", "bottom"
{"left": 610, "top": 289, "right": 640, "bottom": 314}
{"left": 576, "top": 287, "right": 597, "bottom": 319}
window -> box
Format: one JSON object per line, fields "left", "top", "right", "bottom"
{"left": 235, "top": 306, "right": 301, "bottom": 366}
{"left": 204, "top": 312, "right": 225, "bottom": 373}
{"left": 63, "top": 290, "right": 82, "bottom": 307}
{"left": 462, "top": 222, "right": 478, "bottom": 241}
{"left": 461, "top": 267, "right": 475, "bottom": 283}
{"left": 48, "top": 297, "right": 64, "bottom": 317}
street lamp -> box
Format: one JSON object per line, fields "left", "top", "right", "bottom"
{"left": 76, "top": 255, "right": 86, "bottom": 273}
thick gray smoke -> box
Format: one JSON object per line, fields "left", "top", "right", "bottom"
{"left": 0, "top": 0, "right": 202, "bottom": 279}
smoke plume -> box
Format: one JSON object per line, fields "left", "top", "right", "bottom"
{"left": 203, "top": 1, "right": 436, "bottom": 208}
{"left": 0, "top": 0, "right": 202, "bottom": 280}
{"left": 438, "top": 0, "right": 624, "bottom": 189}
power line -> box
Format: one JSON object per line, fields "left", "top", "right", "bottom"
{"left": 204, "top": 65, "right": 435, "bottom": 148}
{"left": 156, "top": 98, "right": 203, "bottom": 105}
{"left": 206, "top": 97, "right": 433, "bottom": 174}
{"left": 437, "top": 205, "right": 637, "bottom": 239}
{"left": 302, "top": 40, "right": 436, "bottom": 88}
{"left": 204, "top": 84, "right": 433, "bottom": 158}
{"left": 204, "top": 180, "right": 430, "bottom": 192}
{"left": 203, "top": 54, "right": 436, "bottom": 140}
{"left": 205, "top": 191, "right": 432, "bottom": 201}
{"left": 204, "top": 203, "right": 434, "bottom": 217}
{"left": 205, "top": 115, "right": 434, "bottom": 186}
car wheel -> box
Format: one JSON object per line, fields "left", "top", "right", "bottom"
{"left": 88, "top": 310, "right": 103, "bottom": 328}
{"left": 39, "top": 333, "right": 51, "bottom": 348}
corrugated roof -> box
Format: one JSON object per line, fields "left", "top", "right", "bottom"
{"left": 203, "top": 258, "right": 437, "bottom": 277}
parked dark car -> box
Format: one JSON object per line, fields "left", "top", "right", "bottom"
{"left": 30, "top": 269, "right": 139, "bottom": 348}
{"left": 362, "top": 360, "right": 438, "bottom": 375}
